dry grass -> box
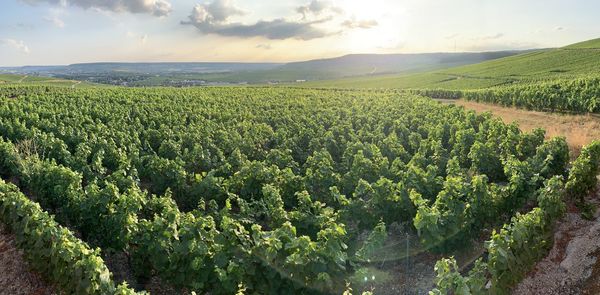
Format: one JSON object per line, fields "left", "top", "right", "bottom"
{"left": 449, "top": 100, "right": 600, "bottom": 158}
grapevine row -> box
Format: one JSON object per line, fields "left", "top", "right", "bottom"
{"left": 0, "top": 179, "right": 139, "bottom": 294}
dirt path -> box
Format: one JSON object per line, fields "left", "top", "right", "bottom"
{"left": 17, "top": 75, "right": 28, "bottom": 83}
{"left": 512, "top": 191, "right": 600, "bottom": 295}
{"left": 0, "top": 224, "right": 56, "bottom": 295}
{"left": 440, "top": 99, "right": 600, "bottom": 156}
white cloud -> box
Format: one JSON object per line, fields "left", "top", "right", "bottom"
{"left": 296, "top": 0, "right": 342, "bottom": 19}
{"left": 44, "top": 16, "right": 65, "bottom": 28}
{"left": 477, "top": 33, "right": 504, "bottom": 40}
{"left": 341, "top": 18, "right": 377, "bottom": 29}
{"left": 2, "top": 39, "right": 31, "bottom": 54}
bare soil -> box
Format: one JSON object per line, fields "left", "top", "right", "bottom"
{"left": 0, "top": 224, "right": 56, "bottom": 295}
{"left": 512, "top": 191, "right": 600, "bottom": 295}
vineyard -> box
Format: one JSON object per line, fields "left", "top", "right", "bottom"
{"left": 0, "top": 84, "right": 598, "bottom": 294}
{"left": 410, "top": 76, "right": 600, "bottom": 113}
{"left": 302, "top": 38, "right": 600, "bottom": 91}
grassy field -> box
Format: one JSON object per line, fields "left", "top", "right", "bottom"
{"left": 0, "top": 74, "right": 101, "bottom": 88}
{"left": 302, "top": 38, "right": 600, "bottom": 90}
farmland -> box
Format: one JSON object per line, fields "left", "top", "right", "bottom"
{"left": 1, "top": 39, "right": 600, "bottom": 295}
{"left": 0, "top": 83, "right": 598, "bottom": 294}
{"left": 0, "top": 74, "right": 97, "bottom": 88}
{"left": 5, "top": 0, "right": 600, "bottom": 293}
{"left": 303, "top": 38, "right": 600, "bottom": 91}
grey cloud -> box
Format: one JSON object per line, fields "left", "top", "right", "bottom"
{"left": 256, "top": 43, "right": 272, "bottom": 50}
{"left": 182, "top": 0, "right": 334, "bottom": 40}
{"left": 21, "top": 0, "right": 172, "bottom": 17}
{"left": 216, "top": 19, "right": 331, "bottom": 40}
{"left": 183, "top": 17, "right": 332, "bottom": 40}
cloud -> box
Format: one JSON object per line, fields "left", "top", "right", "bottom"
{"left": 182, "top": 0, "right": 373, "bottom": 40}
{"left": 44, "top": 16, "right": 65, "bottom": 28}
{"left": 202, "top": 0, "right": 245, "bottom": 22}
{"left": 463, "top": 41, "right": 539, "bottom": 52}
{"left": 1, "top": 39, "right": 30, "bottom": 54}
{"left": 21, "top": 0, "right": 172, "bottom": 17}
{"left": 341, "top": 18, "right": 377, "bottom": 29}
{"left": 182, "top": 0, "right": 335, "bottom": 40}
{"left": 256, "top": 43, "right": 272, "bottom": 50}
{"left": 184, "top": 18, "right": 333, "bottom": 40}
{"left": 478, "top": 33, "right": 504, "bottom": 40}
{"left": 184, "top": 0, "right": 244, "bottom": 24}
{"left": 296, "top": 0, "right": 342, "bottom": 19}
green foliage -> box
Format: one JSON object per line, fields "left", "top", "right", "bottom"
{"left": 0, "top": 180, "right": 140, "bottom": 294}
{"left": 430, "top": 175, "right": 566, "bottom": 294}
{"left": 355, "top": 221, "right": 387, "bottom": 263}
{"left": 79, "top": 181, "right": 145, "bottom": 249}
{"left": 469, "top": 141, "right": 505, "bottom": 182}
{"left": 566, "top": 140, "right": 600, "bottom": 202}
{"left": 462, "top": 77, "right": 600, "bottom": 113}
{"left": 0, "top": 85, "right": 579, "bottom": 293}
{"left": 429, "top": 257, "right": 487, "bottom": 295}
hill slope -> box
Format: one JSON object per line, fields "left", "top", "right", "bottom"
{"left": 1, "top": 51, "right": 525, "bottom": 86}
{"left": 0, "top": 74, "right": 98, "bottom": 88}
{"left": 277, "top": 51, "right": 524, "bottom": 78}
{"left": 304, "top": 37, "right": 600, "bottom": 89}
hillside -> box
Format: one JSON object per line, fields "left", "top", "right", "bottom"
{"left": 304, "top": 37, "right": 600, "bottom": 89}
{"left": 0, "top": 74, "right": 98, "bottom": 88}
{"left": 1, "top": 51, "right": 525, "bottom": 86}
{"left": 564, "top": 37, "right": 600, "bottom": 49}
{"left": 277, "top": 51, "right": 524, "bottom": 78}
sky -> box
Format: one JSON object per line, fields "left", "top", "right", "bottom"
{"left": 0, "top": 0, "right": 599, "bottom": 66}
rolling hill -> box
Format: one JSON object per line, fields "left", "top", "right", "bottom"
{"left": 0, "top": 74, "right": 99, "bottom": 88}
{"left": 275, "top": 51, "right": 525, "bottom": 78}
{"left": 304, "top": 38, "right": 600, "bottom": 89}
{"left": 1, "top": 50, "right": 526, "bottom": 86}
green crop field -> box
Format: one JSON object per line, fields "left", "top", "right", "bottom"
{"left": 0, "top": 74, "right": 101, "bottom": 88}
{"left": 0, "top": 85, "right": 596, "bottom": 294}
{"left": 4, "top": 0, "right": 600, "bottom": 293}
